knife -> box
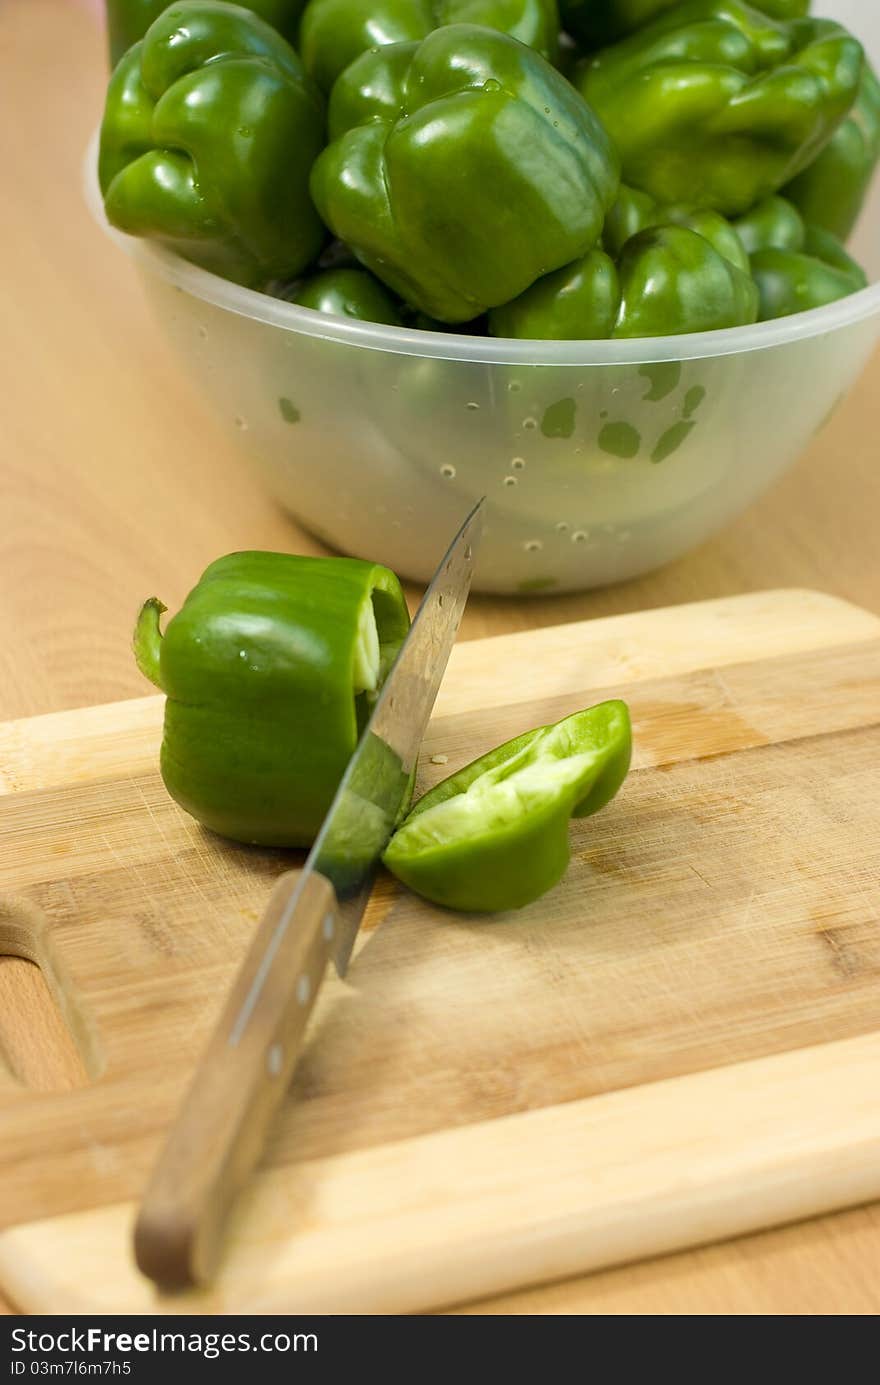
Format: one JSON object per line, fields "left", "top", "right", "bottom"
{"left": 133, "top": 500, "right": 484, "bottom": 1289}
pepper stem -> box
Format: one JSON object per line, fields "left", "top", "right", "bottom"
{"left": 133, "top": 597, "right": 167, "bottom": 690}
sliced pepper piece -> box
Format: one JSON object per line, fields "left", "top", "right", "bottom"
{"left": 283, "top": 267, "right": 404, "bottom": 323}
{"left": 784, "top": 40, "right": 880, "bottom": 241}
{"left": 560, "top": 0, "right": 809, "bottom": 50}
{"left": 310, "top": 25, "right": 620, "bottom": 322}
{"left": 99, "top": 2, "right": 326, "bottom": 287}
{"left": 383, "top": 701, "right": 632, "bottom": 913}
{"left": 299, "top": 0, "right": 560, "bottom": 94}
{"left": 134, "top": 553, "right": 411, "bottom": 847}
{"left": 575, "top": 0, "right": 864, "bottom": 216}
{"left": 104, "top": 0, "right": 309, "bottom": 66}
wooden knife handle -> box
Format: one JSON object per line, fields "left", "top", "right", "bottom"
{"left": 134, "top": 869, "right": 337, "bottom": 1289}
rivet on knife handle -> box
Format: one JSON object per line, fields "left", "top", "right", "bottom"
{"left": 133, "top": 869, "right": 336, "bottom": 1288}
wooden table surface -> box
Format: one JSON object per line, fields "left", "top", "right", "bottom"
{"left": 1, "top": 0, "right": 878, "bottom": 1316}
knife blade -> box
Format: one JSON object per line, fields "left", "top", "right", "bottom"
{"left": 134, "top": 500, "right": 484, "bottom": 1289}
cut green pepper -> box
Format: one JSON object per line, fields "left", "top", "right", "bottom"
{"left": 575, "top": 0, "right": 864, "bottom": 216}
{"left": 134, "top": 553, "right": 411, "bottom": 847}
{"left": 299, "top": 0, "right": 560, "bottom": 94}
{"left": 383, "top": 701, "right": 632, "bottom": 912}
{"left": 311, "top": 25, "right": 620, "bottom": 322}
{"left": 99, "top": 2, "right": 326, "bottom": 287}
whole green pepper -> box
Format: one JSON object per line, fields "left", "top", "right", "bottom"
{"left": 383, "top": 701, "right": 632, "bottom": 913}
{"left": 602, "top": 188, "right": 750, "bottom": 267}
{"left": 491, "top": 208, "right": 757, "bottom": 338}
{"left": 99, "top": 2, "right": 326, "bottom": 287}
{"left": 732, "top": 193, "right": 807, "bottom": 254}
{"left": 750, "top": 223, "right": 868, "bottom": 321}
{"left": 283, "top": 267, "right": 404, "bottom": 322}
{"left": 311, "top": 25, "right": 620, "bottom": 322}
{"left": 560, "top": 0, "right": 809, "bottom": 50}
{"left": 134, "top": 553, "right": 411, "bottom": 847}
{"left": 104, "top": 0, "right": 308, "bottom": 66}
{"left": 575, "top": 0, "right": 864, "bottom": 216}
{"left": 784, "top": 39, "right": 880, "bottom": 241}
{"left": 730, "top": 194, "right": 868, "bottom": 319}
{"left": 299, "top": 0, "right": 560, "bottom": 93}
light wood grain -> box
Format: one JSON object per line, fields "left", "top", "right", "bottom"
{"left": 3, "top": 588, "right": 876, "bottom": 798}
{"left": 0, "top": 595, "right": 879, "bottom": 1311}
{"left": 3, "top": 0, "right": 880, "bottom": 1318}
{"left": 135, "top": 871, "right": 337, "bottom": 1289}
{"left": 2, "top": 1030, "right": 880, "bottom": 1315}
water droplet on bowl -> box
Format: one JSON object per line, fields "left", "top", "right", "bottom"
{"left": 465, "top": 401, "right": 480, "bottom": 411}
{"left": 440, "top": 464, "right": 456, "bottom": 479}
{"left": 555, "top": 521, "right": 569, "bottom": 534}
{"left": 234, "top": 416, "right": 247, "bottom": 430}
{"left": 524, "top": 540, "right": 543, "bottom": 554}
{"left": 572, "top": 530, "right": 588, "bottom": 544}
{"left": 503, "top": 475, "right": 517, "bottom": 488}
{"left": 508, "top": 381, "right": 522, "bottom": 394}
{"left": 511, "top": 457, "right": 526, "bottom": 470}
{"left": 523, "top": 416, "right": 537, "bottom": 430}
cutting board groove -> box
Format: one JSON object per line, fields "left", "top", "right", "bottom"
{"left": 0, "top": 588, "right": 879, "bottom": 1314}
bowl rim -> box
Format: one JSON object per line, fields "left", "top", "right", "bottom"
{"left": 85, "top": 134, "right": 880, "bottom": 366}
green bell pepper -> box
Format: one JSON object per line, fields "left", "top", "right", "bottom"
{"left": 299, "top": 0, "right": 560, "bottom": 93}
{"left": 560, "top": 0, "right": 809, "bottom": 50}
{"left": 732, "top": 192, "right": 807, "bottom": 254}
{"left": 383, "top": 701, "right": 632, "bottom": 913}
{"left": 731, "top": 194, "right": 867, "bottom": 319}
{"left": 784, "top": 41, "right": 880, "bottom": 241}
{"left": 311, "top": 25, "right": 620, "bottom": 322}
{"left": 99, "top": 2, "right": 326, "bottom": 287}
{"left": 133, "top": 553, "right": 411, "bottom": 847}
{"left": 750, "top": 223, "right": 868, "bottom": 321}
{"left": 284, "top": 267, "right": 404, "bottom": 322}
{"left": 575, "top": 0, "right": 864, "bottom": 216}
{"left": 104, "top": 0, "right": 308, "bottom": 66}
{"left": 602, "top": 187, "right": 751, "bottom": 268}
{"left": 490, "top": 205, "right": 757, "bottom": 338}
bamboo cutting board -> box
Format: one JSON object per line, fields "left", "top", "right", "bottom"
{"left": 1, "top": 588, "right": 880, "bottom": 1315}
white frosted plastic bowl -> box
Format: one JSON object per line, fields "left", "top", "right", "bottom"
{"left": 87, "top": 0, "right": 880, "bottom": 594}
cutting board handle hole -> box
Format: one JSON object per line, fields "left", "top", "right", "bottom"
{"left": 0, "top": 899, "right": 99, "bottom": 1091}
